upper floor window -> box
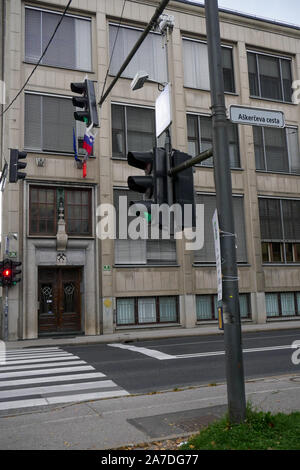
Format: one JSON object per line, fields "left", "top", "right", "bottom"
{"left": 253, "top": 126, "right": 300, "bottom": 174}
{"left": 29, "top": 186, "right": 92, "bottom": 236}
{"left": 247, "top": 51, "right": 292, "bottom": 103}
{"left": 25, "top": 7, "right": 92, "bottom": 71}
{"left": 182, "top": 38, "right": 235, "bottom": 93}
{"left": 25, "top": 92, "right": 85, "bottom": 155}
{"left": 109, "top": 24, "right": 167, "bottom": 84}
{"left": 112, "top": 104, "right": 156, "bottom": 159}
{"left": 259, "top": 198, "right": 300, "bottom": 264}
{"left": 187, "top": 114, "right": 240, "bottom": 168}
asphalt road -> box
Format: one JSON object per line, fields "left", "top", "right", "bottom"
{"left": 63, "top": 329, "right": 300, "bottom": 394}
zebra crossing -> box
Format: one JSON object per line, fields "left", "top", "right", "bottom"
{"left": 0, "top": 346, "right": 129, "bottom": 412}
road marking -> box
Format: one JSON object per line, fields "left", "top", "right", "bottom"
{"left": 0, "top": 360, "right": 87, "bottom": 372}
{"left": 108, "top": 343, "right": 295, "bottom": 360}
{"left": 0, "top": 372, "right": 106, "bottom": 388}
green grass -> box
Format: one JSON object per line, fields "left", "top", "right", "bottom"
{"left": 180, "top": 404, "right": 300, "bottom": 450}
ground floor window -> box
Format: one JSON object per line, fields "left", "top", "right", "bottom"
{"left": 266, "top": 292, "right": 300, "bottom": 318}
{"left": 196, "top": 294, "right": 251, "bottom": 321}
{"left": 116, "top": 296, "right": 178, "bottom": 326}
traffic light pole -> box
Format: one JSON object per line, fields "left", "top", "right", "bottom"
{"left": 168, "top": 147, "right": 213, "bottom": 176}
{"left": 205, "top": 0, "right": 246, "bottom": 423}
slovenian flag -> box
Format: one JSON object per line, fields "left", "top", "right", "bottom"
{"left": 83, "top": 129, "right": 95, "bottom": 156}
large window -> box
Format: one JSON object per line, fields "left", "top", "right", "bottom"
{"left": 25, "top": 93, "right": 85, "bottom": 154}
{"left": 194, "top": 194, "right": 247, "bottom": 264}
{"left": 196, "top": 294, "right": 251, "bottom": 321}
{"left": 183, "top": 38, "right": 235, "bottom": 93}
{"left": 187, "top": 114, "right": 240, "bottom": 168}
{"left": 114, "top": 189, "right": 177, "bottom": 265}
{"left": 25, "top": 7, "right": 92, "bottom": 71}
{"left": 259, "top": 198, "right": 300, "bottom": 264}
{"left": 116, "top": 296, "right": 178, "bottom": 325}
{"left": 247, "top": 51, "right": 292, "bottom": 102}
{"left": 29, "top": 186, "right": 92, "bottom": 236}
{"left": 253, "top": 126, "right": 300, "bottom": 174}
{"left": 266, "top": 292, "right": 300, "bottom": 318}
{"left": 109, "top": 24, "right": 167, "bottom": 84}
{"left": 112, "top": 104, "right": 156, "bottom": 159}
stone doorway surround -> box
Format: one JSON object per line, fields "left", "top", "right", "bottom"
{"left": 23, "top": 239, "right": 100, "bottom": 339}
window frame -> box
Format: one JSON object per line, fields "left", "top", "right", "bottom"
{"left": 182, "top": 37, "right": 236, "bottom": 94}
{"left": 28, "top": 184, "right": 93, "bottom": 238}
{"left": 116, "top": 296, "right": 179, "bottom": 326}
{"left": 259, "top": 197, "right": 300, "bottom": 265}
{"left": 24, "top": 91, "right": 87, "bottom": 156}
{"left": 247, "top": 49, "right": 293, "bottom": 103}
{"left": 265, "top": 292, "right": 300, "bottom": 318}
{"left": 187, "top": 113, "right": 241, "bottom": 169}
{"left": 253, "top": 125, "right": 300, "bottom": 175}
{"left": 24, "top": 5, "right": 93, "bottom": 72}
{"left": 111, "top": 102, "right": 156, "bottom": 160}
{"left": 196, "top": 294, "right": 251, "bottom": 321}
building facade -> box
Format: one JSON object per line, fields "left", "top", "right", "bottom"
{"left": 1, "top": 0, "right": 300, "bottom": 341}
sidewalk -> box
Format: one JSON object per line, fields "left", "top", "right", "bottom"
{"left": 5, "top": 320, "right": 300, "bottom": 349}
{"left": 0, "top": 373, "right": 299, "bottom": 450}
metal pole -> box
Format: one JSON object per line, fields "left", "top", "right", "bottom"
{"left": 205, "top": 0, "right": 246, "bottom": 423}
{"left": 168, "top": 148, "right": 213, "bottom": 176}
{"left": 3, "top": 286, "right": 8, "bottom": 341}
{"left": 99, "top": 0, "right": 170, "bottom": 106}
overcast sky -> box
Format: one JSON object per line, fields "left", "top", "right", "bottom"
{"left": 191, "top": 0, "right": 300, "bottom": 27}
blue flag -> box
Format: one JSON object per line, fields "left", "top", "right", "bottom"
{"left": 73, "top": 128, "right": 80, "bottom": 162}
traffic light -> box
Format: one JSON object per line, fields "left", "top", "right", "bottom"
{"left": 9, "top": 149, "right": 27, "bottom": 183}
{"left": 0, "top": 259, "right": 13, "bottom": 287}
{"left": 11, "top": 260, "right": 22, "bottom": 285}
{"left": 71, "top": 79, "right": 99, "bottom": 128}
{"left": 172, "top": 150, "right": 196, "bottom": 229}
{"left": 127, "top": 147, "right": 168, "bottom": 221}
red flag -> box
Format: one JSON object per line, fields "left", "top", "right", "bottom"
{"left": 83, "top": 161, "right": 87, "bottom": 178}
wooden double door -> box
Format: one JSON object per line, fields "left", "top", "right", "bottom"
{"left": 38, "top": 267, "right": 82, "bottom": 335}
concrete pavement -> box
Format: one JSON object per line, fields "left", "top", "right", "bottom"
{"left": 4, "top": 320, "right": 300, "bottom": 349}
{"left": 0, "top": 373, "right": 299, "bottom": 449}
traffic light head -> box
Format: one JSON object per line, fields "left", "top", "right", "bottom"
{"left": 71, "top": 79, "right": 99, "bottom": 128}
{"left": 9, "top": 149, "right": 27, "bottom": 183}
{"left": 172, "top": 150, "right": 196, "bottom": 229}
{"left": 127, "top": 150, "right": 155, "bottom": 199}
{"left": 0, "top": 260, "right": 12, "bottom": 287}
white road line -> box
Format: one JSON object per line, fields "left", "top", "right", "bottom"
{"left": 0, "top": 398, "right": 48, "bottom": 410}
{"left": 0, "top": 365, "right": 95, "bottom": 379}
{"left": 108, "top": 343, "right": 295, "bottom": 360}
{"left": 0, "top": 380, "right": 118, "bottom": 399}
{"left": 0, "top": 372, "right": 106, "bottom": 388}
{"left": 4, "top": 348, "right": 61, "bottom": 353}
{"left": 0, "top": 360, "right": 86, "bottom": 372}
{"left": 0, "top": 356, "right": 80, "bottom": 366}
{"left": 108, "top": 343, "right": 175, "bottom": 360}
{"left": 0, "top": 353, "right": 74, "bottom": 361}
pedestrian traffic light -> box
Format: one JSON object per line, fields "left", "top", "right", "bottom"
{"left": 9, "top": 149, "right": 27, "bottom": 183}
{"left": 172, "top": 150, "right": 196, "bottom": 229}
{"left": 127, "top": 148, "right": 168, "bottom": 221}
{"left": 11, "top": 260, "right": 22, "bottom": 285}
{"left": 70, "top": 79, "right": 99, "bottom": 128}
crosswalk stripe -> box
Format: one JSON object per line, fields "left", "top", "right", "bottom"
{"left": 0, "top": 380, "right": 118, "bottom": 399}
{"left": 0, "top": 352, "right": 73, "bottom": 359}
{"left": 0, "top": 365, "right": 94, "bottom": 379}
{"left": 0, "top": 360, "right": 86, "bottom": 372}
{"left": 1, "top": 356, "right": 80, "bottom": 366}
{"left": 4, "top": 348, "right": 61, "bottom": 353}
{"left": 0, "top": 372, "right": 106, "bottom": 388}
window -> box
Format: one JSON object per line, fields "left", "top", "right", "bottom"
{"left": 25, "top": 93, "right": 85, "bottom": 154}
{"left": 25, "top": 7, "right": 92, "bottom": 71}
{"left": 253, "top": 126, "right": 300, "bottom": 174}
{"left": 183, "top": 39, "right": 235, "bottom": 93}
{"left": 29, "top": 186, "right": 92, "bottom": 236}
{"left": 114, "top": 189, "right": 177, "bottom": 265}
{"left": 259, "top": 198, "right": 300, "bottom": 263}
{"left": 247, "top": 51, "right": 292, "bottom": 102}
{"left": 109, "top": 24, "right": 167, "bottom": 84}
{"left": 112, "top": 104, "right": 156, "bottom": 159}
{"left": 116, "top": 296, "right": 178, "bottom": 325}
{"left": 194, "top": 194, "right": 247, "bottom": 263}
{"left": 266, "top": 292, "right": 300, "bottom": 318}
{"left": 187, "top": 114, "right": 240, "bottom": 168}
{"left": 196, "top": 294, "right": 251, "bottom": 321}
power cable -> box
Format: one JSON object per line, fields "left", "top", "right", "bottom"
{"left": 0, "top": 0, "right": 72, "bottom": 118}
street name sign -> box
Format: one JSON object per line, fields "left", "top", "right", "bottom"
{"left": 229, "top": 105, "right": 285, "bottom": 128}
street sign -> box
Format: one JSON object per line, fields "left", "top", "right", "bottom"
{"left": 212, "top": 209, "right": 222, "bottom": 302}
{"left": 229, "top": 105, "right": 285, "bottom": 128}
{"left": 155, "top": 83, "right": 172, "bottom": 138}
